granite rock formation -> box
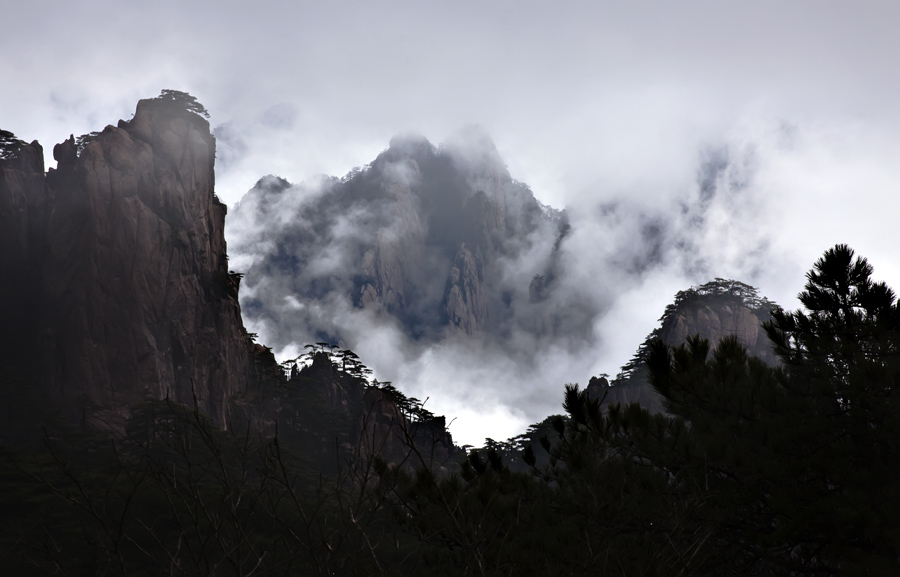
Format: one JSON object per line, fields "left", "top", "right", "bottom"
{"left": 589, "top": 279, "right": 779, "bottom": 413}
{"left": 228, "top": 128, "right": 576, "bottom": 350}
{"left": 0, "top": 96, "right": 270, "bottom": 430}
{"left": 0, "top": 139, "right": 46, "bottom": 368}
{"left": 228, "top": 350, "right": 458, "bottom": 472}
{"left": 658, "top": 300, "right": 776, "bottom": 365}
{"left": 1, "top": 97, "right": 457, "bottom": 472}
{"left": 354, "top": 386, "right": 457, "bottom": 471}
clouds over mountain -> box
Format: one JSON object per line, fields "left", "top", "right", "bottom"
{"left": 225, "top": 124, "right": 802, "bottom": 445}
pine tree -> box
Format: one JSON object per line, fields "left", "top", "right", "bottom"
{"left": 762, "top": 244, "right": 900, "bottom": 572}
{"left": 642, "top": 244, "right": 900, "bottom": 574}
{"left": 0, "top": 129, "right": 26, "bottom": 159}
{"left": 151, "top": 89, "right": 210, "bottom": 119}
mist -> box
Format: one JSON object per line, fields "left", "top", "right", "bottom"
{"left": 222, "top": 114, "right": 896, "bottom": 447}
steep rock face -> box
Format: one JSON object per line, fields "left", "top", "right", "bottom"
{"left": 0, "top": 141, "right": 47, "bottom": 365}
{"left": 299, "top": 352, "right": 366, "bottom": 412}
{"left": 354, "top": 388, "right": 411, "bottom": 464}
{"left": 0, "top": 98, "right": 262, "bottom": 429}
{"left": 590, "top": 280, "right": 778, "bottom": 413}
{"left": 444, "top": 244, "right": 486, "bottom": 334}
{"left": 293, "top": 352, "right": 457, "bottom": 470}
{"left": 2, "top": 99, "right": 459, "bottom": 472}
{"left": 586, "top": 375, "right": 666, "bottom": 415}
{"left": 229, "top": 128, "right": 570, "bottom": 348}
{"left": 353, "top": 387, "right": 457, "bottom": 471}
{"left": 230, "top": 351, "right": 458, "bottom": 472}
{"left": 659, "top": 301, "right": 776, "bottom": 365}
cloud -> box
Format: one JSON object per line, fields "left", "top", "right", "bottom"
{"left": 226, "top": 123, "right": 779, "bottom": 446}
{"left": 223, "top": 105, "right": 900, "bottom": 446}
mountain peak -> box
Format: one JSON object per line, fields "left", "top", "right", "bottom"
{"left": 0, "top": 94, "right": 269, "bottom": 430}
{"left": 230, "top": 129, "right": 572, "bottom": 346}
{"left": 387, "top": 132, "right": 434, "bottom": 156}
{"left": 441, "top": 125, "right": 507, "bottom": 178}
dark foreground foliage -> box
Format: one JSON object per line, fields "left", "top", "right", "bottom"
{"left": 3, "top": 243, "right": 899, "bottom": 575}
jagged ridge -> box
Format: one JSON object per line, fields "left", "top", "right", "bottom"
{"left": 229, "top": 128, "right": 579, "bottom": 349}
{"left": 0, "top": 96, "right": 272, "bottom": 430}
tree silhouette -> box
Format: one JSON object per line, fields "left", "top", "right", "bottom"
{"left": 0, "top": 129, "right": 26, "bottom": 160}
{"left": 151, "top": 89, "right": 210, "bottom": 119}
{"left": 637, "top": 244, "right": 900, "bottom": 573}
{"left": 74, "top": 131, "right": 102, "bottom": 156}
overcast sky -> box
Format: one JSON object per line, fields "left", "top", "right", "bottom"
{"left": 4, "top": 1, "right": 900, "bottom": 444}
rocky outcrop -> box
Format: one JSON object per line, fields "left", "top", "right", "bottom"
{"left": 0, "top": 97, "right": 267, "bottom": 431}
{"left": 443, "top": 244, "right": 486, "bottom": 334}
{"left": 659, "top": 301, "right": 777, "bottom": 365}
{"left": 0, "top": 141, "right": 47, "bottom": 366}
{"left": 592, "top": 280, "right": 778, "bottom": 414}
{"left": 230, "top": 351, "right": 459, "bottom": 472}
{"left": 299, "top": 352, "right": 366, "bottom": 412}
{"left": 1, "top": 97, "right": 462, "bottom": 480}
{"left": 586, "top": 375, "right": 666, "bottom": 415}
{"left": 295, "top": 351, "right": 457, "bottom": 470}
{"left": 354, "top": 387, "right": 457, "bottom": 471}
{"left": 354, "top": 387, "right": 411, "bottom": 463}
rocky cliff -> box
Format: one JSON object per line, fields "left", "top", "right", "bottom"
{"left": 588, "top": 279, "right": 779, "bottom": 413}
{"left": 0, "top": 95, "right": 269, "bottom": 430}
{"left": 353, "top": 386, "right": 457, "bottom": 471}
{"left": 0, "top": 139, "right": 46, "bottom": 370}
{"left": 1, "top": 95, "right": 459, "bottom": 473}
{"left": 657, "top": 292, "right": 777, "bottom": 365}
{"left": 228, "top": 128, "right": 574, "bottom": 349}
{"left": 227, "top": 349, "right": 458, "bottom": 473}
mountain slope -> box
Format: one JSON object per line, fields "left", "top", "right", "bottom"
{"left": 228, "top": 128, "right": 586, "bottom": 352}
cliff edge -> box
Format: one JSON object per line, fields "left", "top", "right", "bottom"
{"left": 0, "top": 94, "right": 269, "bottom": 430}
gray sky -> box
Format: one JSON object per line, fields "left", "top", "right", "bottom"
{"left": 4, "top": 1, "right": 900, "bottom": 444}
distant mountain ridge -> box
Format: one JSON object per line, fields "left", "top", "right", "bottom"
{"left": 228, "top": 128, "right": 587, "bottom": 350}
